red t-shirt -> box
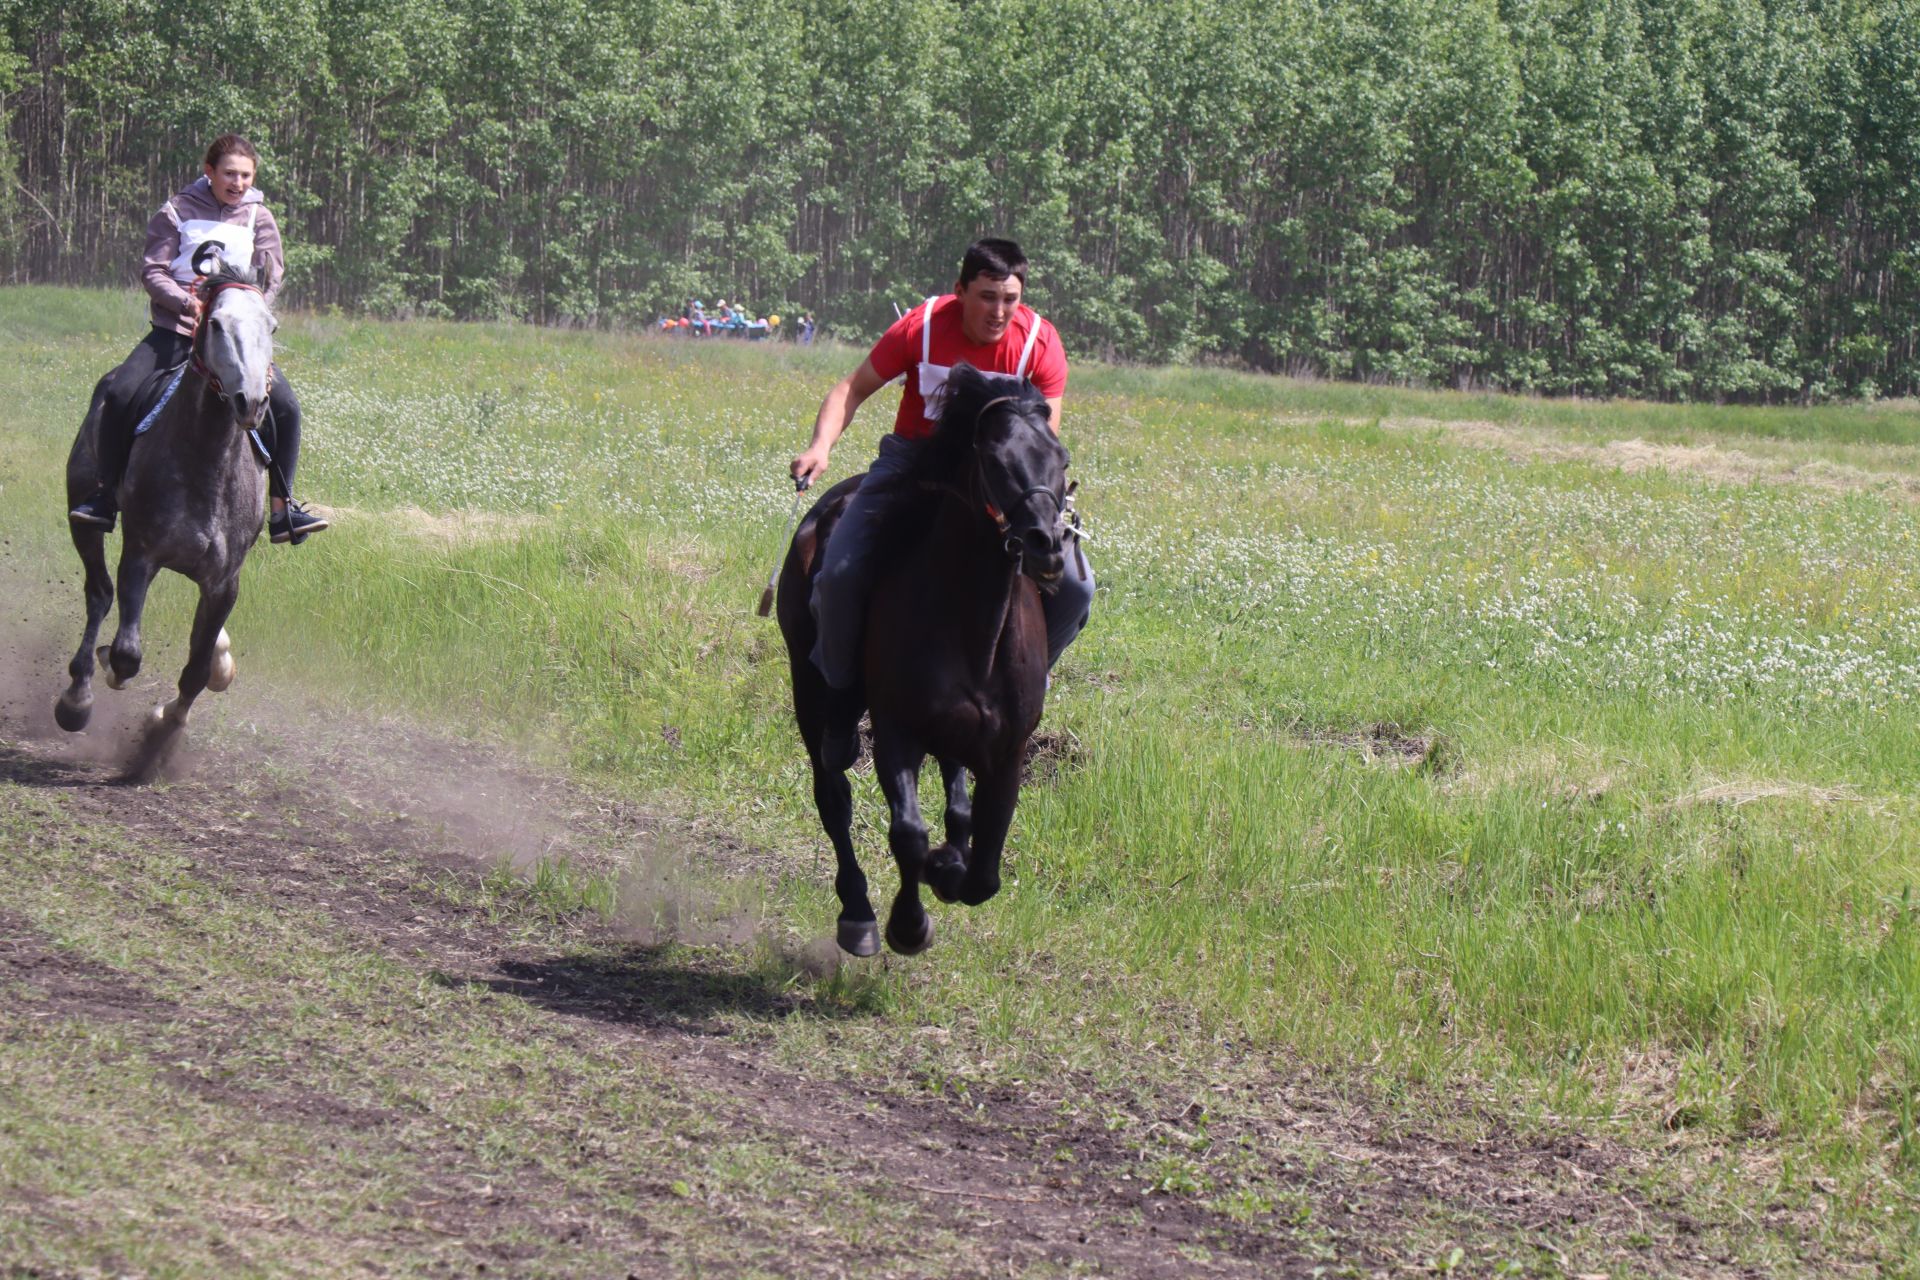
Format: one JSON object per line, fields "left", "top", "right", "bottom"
{"left": 867, "top": 295, "right": 1068, "bottom": 440}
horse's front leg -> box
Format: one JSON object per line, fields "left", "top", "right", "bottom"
{"left": 127, "top": 576, "right": 237, "bottom": 782}
{"left": 55, "top": 524, "right": 115, "bottom": 731}
{"left": 100, "top": 551, "right": 157, "bottom": 690}
{"left": 952, "top": 764, "right": 1021, "bottom": 907}
{"left": 925, "top": 758, "right": 973, "bottom": 904}
{"left": 873, "top": 728, "right": 935, "bottom": 955}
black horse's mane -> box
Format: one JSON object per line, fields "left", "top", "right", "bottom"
{"left": 906, "top": 363, "right": 1050, "bottom": 485}
{"left": 867, "top": 364, "right": 1051, "bottom": 551}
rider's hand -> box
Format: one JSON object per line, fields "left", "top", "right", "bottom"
{"left": 182, "top": 294, "right": 203, "bottom": 321}
{"left": 791, "top": 444, "right": 830, "bottom": 488}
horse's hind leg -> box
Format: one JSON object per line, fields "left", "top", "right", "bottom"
{"left": 811, "top": 749, "right": 877, "bottom": 957}
{"left": 790, "top": 652, "right": 878, "bottom": 956}
{"left": 54, "top": 525, "right": 114, "bottom": 731}
{"left": 206, "top": 627, "right": 235, "bottom": 692}
{"left": 925, "top": 758, "right": 972, "bottom": 905}
{"left": 101, "top": 552, "right": 157, "bottom": 689}
{"left": 873, "top": 728, "right": 935, "bottom": 956}
{"left": 158, "top": 578, "right": 239, "bottom": 731}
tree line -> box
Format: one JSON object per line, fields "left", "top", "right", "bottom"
{"left": 3, "top": 0, "right": 1916, "bottom": 401}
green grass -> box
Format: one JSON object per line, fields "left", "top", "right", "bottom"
{"left": 4, "top": 286, "right": 1917, "bottom": 1265}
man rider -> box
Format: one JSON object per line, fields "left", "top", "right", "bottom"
{"left": 791, "top": 237, "right": 1093, "bottom": 691}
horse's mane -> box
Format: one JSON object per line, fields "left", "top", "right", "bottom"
{"left": 867, "top": 363, "right": 1051, "bottom": 551}
{"left": 191, "top": 244, "right": 265, "bottom": 294}
{"left": 904, "top": 363, "right": 1050, "bottom": 486}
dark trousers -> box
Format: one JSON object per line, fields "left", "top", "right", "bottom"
{"left": 91, "top": 326, "right": 302, "bottom": 499}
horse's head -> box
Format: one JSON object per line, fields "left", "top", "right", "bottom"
{"left": 190, "top": 251, "right": 276, "bottom": 428}
{"left": 940, "top": 364, "right": 1072, "bottom": 591}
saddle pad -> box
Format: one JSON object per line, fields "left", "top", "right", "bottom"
{"left": 131, "top": 365, "right": 187, "bottom": 437}
{"left": 130, "top": 363, "right": 273, "bottom": 465}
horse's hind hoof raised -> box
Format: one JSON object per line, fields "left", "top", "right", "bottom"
{"left": 836, "top": 918, "right": 881, "bottom": 958}
{"left": 925, "top": 845, "right": 967, "bottom": 904}
{"left": 884, "top": 911, "right": 934, "bottom": 957}
{"left": 206, "top": 629, "right": 235, "bottom": 693}
{"left": 96, "top": 645, "right": 126, "bottom": 690}
{"left": 52, "top": 692, "right": 92, "bottom": 732}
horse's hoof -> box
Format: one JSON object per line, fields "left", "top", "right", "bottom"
{"left": 149, "top": 702, "right": 188, "bottom": 730}
{"left": 52, "top": 693, "right": 92, "bottom": 732}
{"left": 207, "top": 651, "right": 235, "bottom": 693}
{"left": 836, "top": 919, "right": 881, "bottom": 957}
{"left": 926, "top": 846, "right": 967, "bottom": 904}
{"left": 958, "top": 877, "right": 1002, "bottom": 907}
{"left": 96, "top": 646, "right": 125, "bottom": 691}
{"left": 885, "top": 912, "right": 934, "bottom": 957}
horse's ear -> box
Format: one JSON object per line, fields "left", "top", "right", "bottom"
{"left": 191, "top": 241, "right": 225, "bottom": 279}
{"left": 946, "top": 362, "right": 985, "bottom": 398}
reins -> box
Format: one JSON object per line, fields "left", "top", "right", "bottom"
{"left": 965, "top": 394, "right": 1086, "bottom": 578}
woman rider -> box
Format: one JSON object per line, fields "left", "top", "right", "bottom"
{"left": 69, "top": 133, "right": 328, "bottom": 545}
{"left": 791, "top": 237, "right": 1093, "bottom": 691}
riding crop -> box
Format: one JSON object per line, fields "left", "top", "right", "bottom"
{"left": 756, "top": 474, "right": 811, "bottom": 617}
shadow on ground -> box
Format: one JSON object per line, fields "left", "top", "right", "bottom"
{"left": 441, "top": 947, "right": 837, "bottom": 1034}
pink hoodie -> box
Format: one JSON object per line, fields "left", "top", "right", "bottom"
{"left": 140, "top": 175, "right": 286, "bottom": 335}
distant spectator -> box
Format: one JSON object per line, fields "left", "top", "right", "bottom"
{"left": 799, "top": 311, "right": 816, "bottom": 345}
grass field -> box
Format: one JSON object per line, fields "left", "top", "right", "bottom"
{"left": 2, "top": 286, "right": 1917, "bottom": 1275}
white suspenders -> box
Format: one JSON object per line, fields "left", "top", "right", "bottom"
{"left": 920, "top": 294, "right": 1045, "bottom": 376}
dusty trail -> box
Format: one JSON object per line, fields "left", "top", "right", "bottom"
{"left": 0, "top": 629, "right": 1775, "bottom": 1277}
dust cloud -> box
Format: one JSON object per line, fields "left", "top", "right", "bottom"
{"left": 0, "top": 571, "right": 781, "bottom": 958}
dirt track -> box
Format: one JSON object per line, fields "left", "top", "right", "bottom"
{"left": 0, "top": 637, "right": 1801, "bottom": 1278}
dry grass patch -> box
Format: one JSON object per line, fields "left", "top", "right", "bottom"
{"left": 1665, "top": 779, "right": 1872, "bottom": 812}
{"left": 380, "top": 504, "right": 545, "bottom": 545}
{"left": 1387, "top": 417, "right": 1920, "bottom": 498}
{"left": 1442, "top": 742, "right": 1622, "bottom": 802}
{"left": 644, "top": 535, "right": 718, "bottom": 584}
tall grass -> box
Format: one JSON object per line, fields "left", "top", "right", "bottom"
{"left": 3, "top": 287, "right": 1915, "bottom": 1186}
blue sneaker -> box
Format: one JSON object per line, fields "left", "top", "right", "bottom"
{"left": 269, "top": 501, "right": 330, "bottom": 545}
{"left": 68, "top": 491, "right": 116, "bottom": 530}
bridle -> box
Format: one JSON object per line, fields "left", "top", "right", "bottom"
{"left": 188, "top": 279, "right": 267, "bottom": 400}
{"left": 968, "top": 394, "right": 1077, "bottom": 566}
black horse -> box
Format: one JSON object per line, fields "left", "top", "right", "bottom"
{"left": 778, "top": 364, "right": 1073, "bottom": 956}
{"left": 54, "top": 252, "right": 276, "bottom": 777}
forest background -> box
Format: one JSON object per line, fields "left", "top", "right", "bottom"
{"left": 2, "top": 0, "right": 1916, "bottom": 402}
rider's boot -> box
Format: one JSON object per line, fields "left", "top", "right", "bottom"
{"left": 68, "top": 489, "right": 118, "bottom": 530}
{"left": 269, "top": 500, "right": 330, "bottom": 545}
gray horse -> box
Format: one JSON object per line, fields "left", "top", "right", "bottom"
{"left": 54, "top": 253, "right": 276, "bottom": 776}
